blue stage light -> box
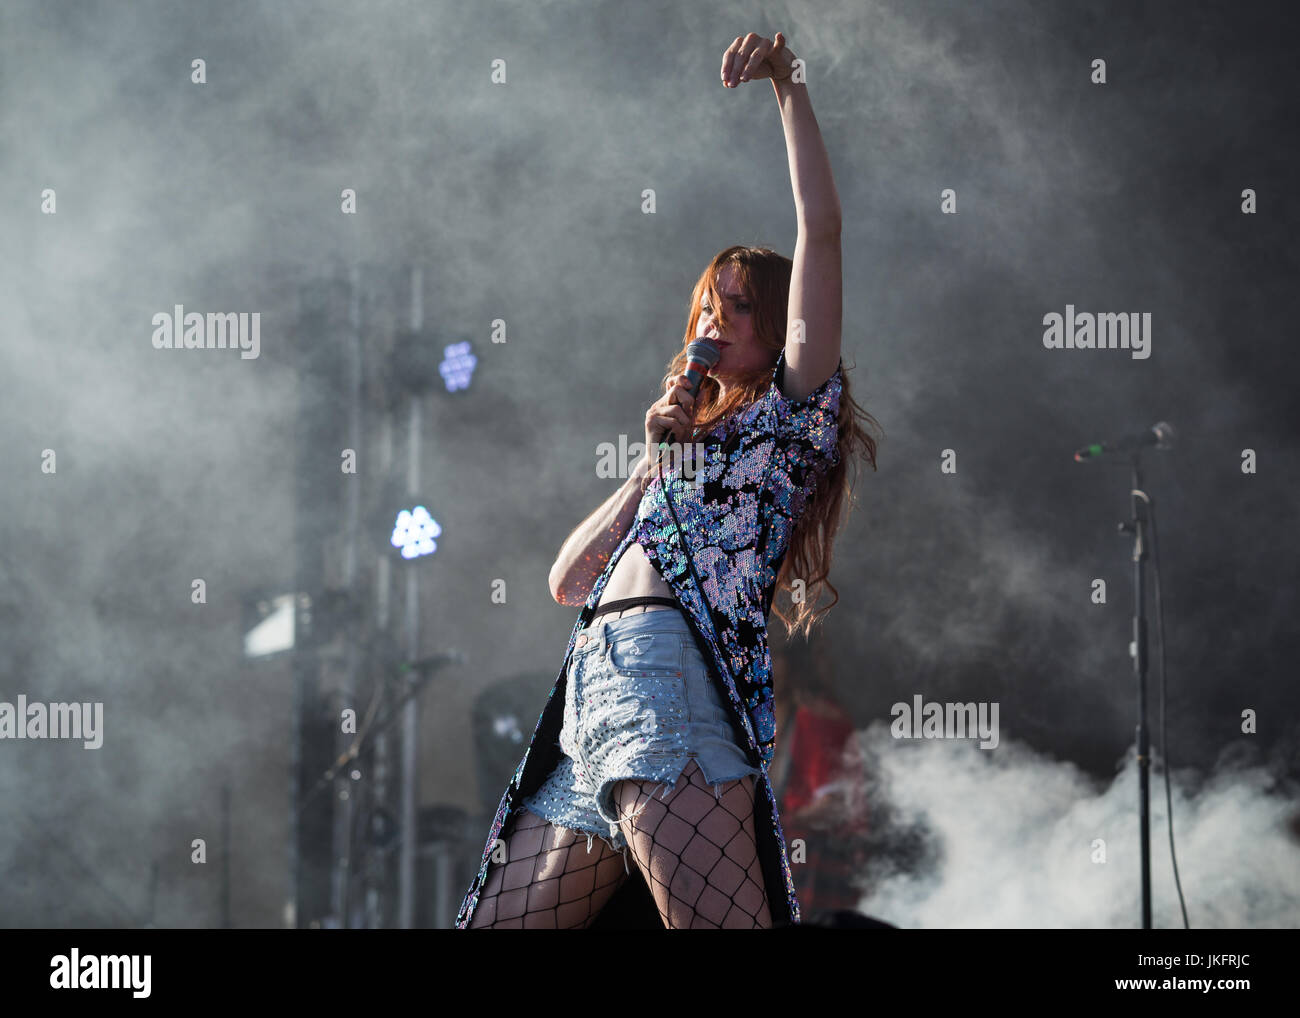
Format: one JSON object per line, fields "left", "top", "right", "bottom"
{"left": 439, "top": 341, "right": 477, "bottom": 392}
{"left": 390, "top": 505, "right": 442, "bottom": 559}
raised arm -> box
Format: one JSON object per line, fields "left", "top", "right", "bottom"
{"left": 722, "top": 31, "right": 842, "bottom": 401}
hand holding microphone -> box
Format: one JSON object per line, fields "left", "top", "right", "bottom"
{"left": 641, "top": 338, "right": 720, "bottom": 481}
{"left": 643, "top": 377, "right": 697, "bottom": 471}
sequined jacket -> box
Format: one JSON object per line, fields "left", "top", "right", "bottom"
{"left": 456, "top": 350, "right": 844, "bottom": 928}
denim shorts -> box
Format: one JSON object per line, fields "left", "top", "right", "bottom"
{"left": 520, "top": 607, "right": 761, "bottom": 855}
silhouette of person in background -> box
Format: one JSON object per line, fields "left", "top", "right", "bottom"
{"left": 769, "top": 628, "right": 870, "bottom": 916}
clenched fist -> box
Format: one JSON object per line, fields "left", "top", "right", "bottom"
{"left": 721, "top": 31, "right": 795, "bottom": 87}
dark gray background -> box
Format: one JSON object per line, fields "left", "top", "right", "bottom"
{"left": 1, "top": 0, "right": 1296, "bottom": 928}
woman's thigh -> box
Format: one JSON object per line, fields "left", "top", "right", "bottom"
{"left": 611, "top": 760, "right": 773, "bottom": 929}
{"left": 467, "top": 806, "right": 630, "bottom": 929}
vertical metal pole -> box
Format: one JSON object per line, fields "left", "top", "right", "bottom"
{"left": 332, "top": 258, "right": 365, "bottom": 924}
{"left": 288, "top": 645, "right": 300, "bottom": 928}
{"left": 1131, "top": 457, "right": 1152, "bottom": 928}
{"left": 220, "top": 784, "right": 231, "bottom": 928}
{"left": 286, "top": 283, "right": 305, "bottom": 931}
{"left": 399, "top": 265, "right": 423, "bottom": 928}
{"left": 369, "top": 366, "right": 395, "bottom": 930}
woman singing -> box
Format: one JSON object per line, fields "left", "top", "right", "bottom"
{"left": 457, "top": 31, "right": 880, "bottom": 929}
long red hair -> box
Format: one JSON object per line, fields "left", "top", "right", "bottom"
{"left": 661, "top": 245, "right": 882, "bottom": 640}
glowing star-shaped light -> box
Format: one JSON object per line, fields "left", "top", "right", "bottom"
{"left": 390, "top": 505, "right": 442, "bottom": 559}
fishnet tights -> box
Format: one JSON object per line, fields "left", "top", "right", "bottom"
{"left": 467, "top": 758, "right": 772, "bottom": 929}
{"left": 614, "top": 758, "right": 772, "bottom": 928}
{"left": 466, "top": 807, "right": 629, "bottom": 929}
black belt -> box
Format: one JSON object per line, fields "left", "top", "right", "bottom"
{"left": 589, "top": 596, "right": 680, "bottom": 620}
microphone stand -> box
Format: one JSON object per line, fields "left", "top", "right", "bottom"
{"left": 1117, "top": 452, "right": 1153, "bottom": 928}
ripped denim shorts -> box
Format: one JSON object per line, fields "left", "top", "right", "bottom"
{"left": 520, "top": 607, "right": 762, "bottom": 857}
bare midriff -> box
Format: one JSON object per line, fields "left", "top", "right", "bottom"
{"left": 591, "top": 540, "right": 679, "bottom": 619}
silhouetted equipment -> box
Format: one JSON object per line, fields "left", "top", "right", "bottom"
{"left": 417, "top": 804, "right": 477, "bottom": 929}
{"left": 470, "top": 671, "right": 556, "bottom": 819}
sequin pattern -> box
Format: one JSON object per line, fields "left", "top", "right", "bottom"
{"left": 455, "top": 350, "right": 843, "bottom": 929}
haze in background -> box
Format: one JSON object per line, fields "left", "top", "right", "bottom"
{"left": 1, "top": 0, "right": 1295, "bottom": 926}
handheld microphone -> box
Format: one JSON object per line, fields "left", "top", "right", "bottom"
{"left": 652, "top": 338, "right": 721, "bottom": 446}
{"left": 1073, "top": 421, "right": 1176, "bottom": 462}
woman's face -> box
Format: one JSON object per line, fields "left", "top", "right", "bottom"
{"left": 695, "top": 265, "right": 773, "bottom": 379}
